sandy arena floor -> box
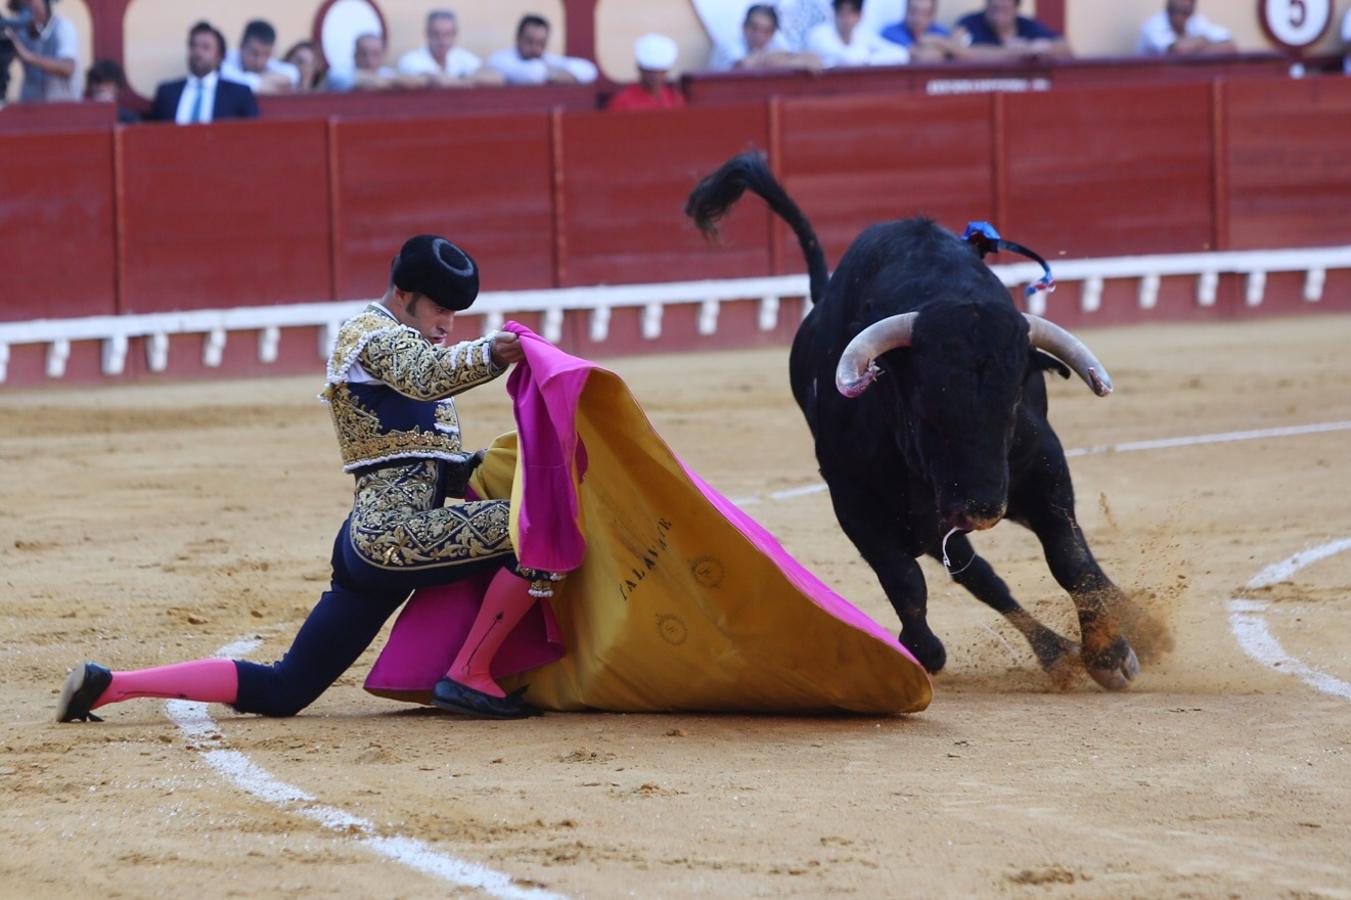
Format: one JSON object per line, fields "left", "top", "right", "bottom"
{"left": 2, "top": 314, "right": 1350, "bottom": 898}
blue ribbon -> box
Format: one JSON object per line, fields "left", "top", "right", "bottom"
{"left": 962, "top": 221, "right": 1056, "bottom": 299}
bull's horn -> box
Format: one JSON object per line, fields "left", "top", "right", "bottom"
{"left": 835, "top": 312, "right": 918, "bottom": 398}
{"left": 1024, "top": 314, "right": 1113, "bottom": 397}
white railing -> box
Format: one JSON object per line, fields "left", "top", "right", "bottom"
{"left": 0, "top": 246, "right": 1348, "bottom": 383}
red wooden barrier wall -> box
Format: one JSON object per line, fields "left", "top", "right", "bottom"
{"left": 118, "top": 120, "right": 333, "bottom": 313}
{"left": 1000, "top": 83, "right": 1217, "bottom": 258}
{"left": 331, "top": 113, "right": 556, "bottom": 298}
{"left": 0, "top": 130, "right": 117, "bottom": 322}
{"left": 1225, "top": 78, "right": 1351, "bottom": 251}
{"left": 556, "top": 104, "right": 773, "bottom": 286}
{"left": 774, "top": 93, "right": 995, "bottom": 273}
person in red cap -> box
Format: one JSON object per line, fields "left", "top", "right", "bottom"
{"left": 607, "top": 33, "right": 686, "bottom": 112}
{"left": 55, "top": 236, "right": 559, "bottom": 723}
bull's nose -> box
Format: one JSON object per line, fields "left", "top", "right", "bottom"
{"left": 946, "top": 505, "right": 1004, "bottom": 532}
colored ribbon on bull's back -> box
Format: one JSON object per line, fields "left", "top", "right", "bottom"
{"left": 364, "top": 323, "right": 932, "bottom": 714}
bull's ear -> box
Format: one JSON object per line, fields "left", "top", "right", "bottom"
{"left": 1029, "top": 349, "right": 1071, "bottom": 380}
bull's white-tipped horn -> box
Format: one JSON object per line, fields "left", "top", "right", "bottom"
{"left": 1024, "top": 314, "right": 1113, "bottom": 397}
{"left": 835, "top": 312, "right": 918, "bottom": 398}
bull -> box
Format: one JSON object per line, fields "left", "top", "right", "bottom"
{"left": 686, "top": 152, "right": 1140, "bottom": 690}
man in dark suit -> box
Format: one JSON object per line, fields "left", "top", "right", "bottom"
{"left": 151, "top": 20, "right": 258, "bottom": 123}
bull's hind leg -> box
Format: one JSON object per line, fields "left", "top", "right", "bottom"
{"left": 928, "top": 533, "right": 1080, "bottom": 685}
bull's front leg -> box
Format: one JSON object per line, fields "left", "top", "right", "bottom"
{"left": 835, "top": 507, "right": 946, "bottom": 673}
{"left": 1020, "top": 504, "right": 1140, "bottom": 690}
{"left": 929, "top": 533, "right": 1080, "bottom": 685}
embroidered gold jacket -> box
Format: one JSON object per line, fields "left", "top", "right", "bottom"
{"left": 321, "top": 304, "right": 506, "bottom": 472}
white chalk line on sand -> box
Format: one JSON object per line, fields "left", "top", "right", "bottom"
{"left": 163, "top": 637, "right": 564, "bottom": 900}
{"left": 1228, "top": 539, "right": 1351, "bottom": 703}
{"left": 730, "top": 419, "right": 1351, "bottom": 506}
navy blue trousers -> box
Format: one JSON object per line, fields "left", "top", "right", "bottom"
{"left": 232, "top": 519, "right": 511, "bottom": 717}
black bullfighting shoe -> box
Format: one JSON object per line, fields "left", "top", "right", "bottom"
{"left": 430, "top": 678, "right": 539, "bottom": 719}
{"left": 56, "top": 662, "right": 112, "bottom": 723}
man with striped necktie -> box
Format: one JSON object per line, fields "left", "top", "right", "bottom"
{"left": 151, "top": 21, "right": 258, "bottom": 124}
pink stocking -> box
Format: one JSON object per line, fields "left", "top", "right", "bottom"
{"left": 444, "top": 568, "right": 537, "bottom": 698}
{"left": 93, "top": 658, "right": 239, "bottom": 709}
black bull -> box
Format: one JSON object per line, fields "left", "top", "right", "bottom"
{"left": 686, "top": 152, "right": 1141, "bottom": 690}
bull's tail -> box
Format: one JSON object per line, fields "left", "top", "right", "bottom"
{"left": 685, "top": 152, "right": 828, "bottom": 307}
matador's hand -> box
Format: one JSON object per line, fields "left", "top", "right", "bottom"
{"left": 490, "top": 331, "right": 525, "bottom": 366}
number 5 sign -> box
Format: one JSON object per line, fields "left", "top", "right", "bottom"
{"left": 1259, "top": 0, "right": 1333, "bottom": 50}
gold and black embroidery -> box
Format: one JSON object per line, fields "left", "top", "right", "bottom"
{"left": 358, "top": 327, "right": 503, "bottom": 401}
{"left": 349, "top": 461, "right": 513, "bottom": 570}
{"left": 321, "top": 304, "right": 505, "bottom": 472}
{"left": 327, "top": 383, "right": 468, "bottom": 472}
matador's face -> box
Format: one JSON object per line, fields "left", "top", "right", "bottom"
{"left": 394, "top": 292, "right": 457, "bottom": 345}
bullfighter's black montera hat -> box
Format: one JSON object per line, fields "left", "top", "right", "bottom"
{"left": 391, "top": 235, "right": 479, "bottom": 311}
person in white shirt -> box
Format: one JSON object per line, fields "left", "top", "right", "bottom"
{"left": 1137, "top": 0, "right": 1235, "bottom": 56}
{"left": 708, "top": 3, "right": 822, "bottom": 71}
{"left": 3, "top": 0, "right": 80, "bottom": 102}
{"left": 806, "top": 0, "right": 909, "bottom": 68}
{"left": 221, "top": 19, "right": 300, "bottom": 93}
{"left": 397, "top": 9, "right": 500, "bottom": 86}
{"left": 328, "top": 32, "right": 403, "bottom": 92}
{"left": 487, "top": 14, "right": 598, "bottom": 85}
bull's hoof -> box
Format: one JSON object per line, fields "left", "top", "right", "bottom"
{"left": 900, "top": 630, "right": 946, "bottom": 675}
{"left": 1040, "top": 643, "right": 1081, "bottom": 691}
{"left": 1085, "top": 639, "right": 1140, "bottom": 691}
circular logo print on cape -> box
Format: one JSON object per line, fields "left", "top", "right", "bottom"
{"left": 691, "top": 555, "right": 724, "bottom": 588}
{"left": 655, "top": 613, "right": 688, "bottom": 646}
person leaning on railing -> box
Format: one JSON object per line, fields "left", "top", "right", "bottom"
{"left": 949, "top": 0, "right": 1072, "bottom": 61}
{"left": 880, "top": 0, "right": 957, "bottom": 64}
{"left": 3, "top": 0, "right": 80, "bottom": 102}
{"left": 222, "top": 19, "right": 299, "bottom": 95}
{"left": 487, "top": 13, "right": 597, "bottom": 85}
{"left": 706, "top": 4, "right": 822, "bottom": 72}
{"left": 328, "top": 31, "right": 411, "bottom": 92}
{"left": 1137, "top": 0, "right": 1236, "bottom": 57}
{"left": 805, "top": 0, "right": 911, "bottom": 68}
{"left": 397, "top": 9, "right": 503, "bottom": 88}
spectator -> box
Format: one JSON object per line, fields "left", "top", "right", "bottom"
{"left": 608, "top": 33, "right": 685, "bottom": 111}
{"left": 283, "top": 39, "right": 325, "bottom": 91}
{"left": 708, "top": 4, "right": 822, "bottom": 71}
{"left": 397, "top": 10, "right": 499, "bottom": 86}
{"left": 222, "top": 19, "right": 300, "bottom": 94}
{"left": 3, "top": 0, "right": 79, "bottom": 102}
{"left": 805, "top": 0, "right": 910, "bottom": 68}
{"left": 1344, "top": 7, "right": 1350, "bottom": 75}
{"left": 776, "top": 0, "right": 832, "bottom": 53}
{"left": 487, "top": 14, "right": 597, "bottom": 85}
{"left": 1137, "top": 1, "right": 1235, "bottom": 56}
{"left": 150, "top": 21, "right": 258, "bottom": 124}
{"left": 85, "top": 59, "right": 137, "bottom": 123}
{"left": 328, "top": 32, "right": 401, "bottom": 91}
{"left": 881, "top": 0, "right": 953, "bottom": 63}
{"left": 951, "top": 0, "right": 1071, "bottom": 60}
{"left": 0, "top": 14, "right": 14, "bottom": 101}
